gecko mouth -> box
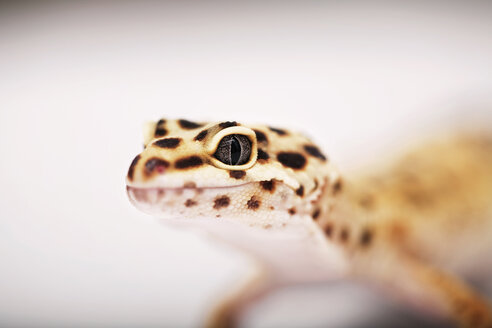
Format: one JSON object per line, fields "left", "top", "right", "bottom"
{"left": 127, "top": 183, "right": 252, "bottom": 200}
{"left": 126, "top": 180, "right": 293, "bottom": 219}
{"left": 126, "top": 183, "right": 254, "bottom": 212}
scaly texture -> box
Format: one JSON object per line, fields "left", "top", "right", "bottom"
{"left": 126, "top": 119, "right": 492, "bottom": 328}
{"left": 127, "top": 119, "right": 340, "bottom": 228}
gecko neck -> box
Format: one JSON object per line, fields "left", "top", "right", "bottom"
{"left": 163, "top": 214, "right": 349, "bottom": 284}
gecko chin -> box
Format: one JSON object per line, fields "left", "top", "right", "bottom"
{"left": 126, "top": 181, "right": 300, "bottom": 220}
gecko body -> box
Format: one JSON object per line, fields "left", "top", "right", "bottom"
{"left": 126, "top": 118, "right": 492, "bottom": 327}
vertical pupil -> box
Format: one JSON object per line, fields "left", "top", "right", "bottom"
{"left": 230, "top": 136, "right": 241, "bottom": 164}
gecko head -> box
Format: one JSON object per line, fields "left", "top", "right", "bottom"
{"left": 126, "top": 118, "right": 340, "bottom": 224}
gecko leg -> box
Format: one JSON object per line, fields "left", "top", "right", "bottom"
{"left": 204, "top": 264, "right": 271, "bottom": 328}
{"left": 409, "top": 260, "right": 492, "bottom": 328}
{"left": 357, "top": 254, "right": 492, "bottom": 328}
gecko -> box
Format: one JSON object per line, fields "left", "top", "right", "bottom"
{"left": 126, "top": 118, "right": 492, "bottom": 328}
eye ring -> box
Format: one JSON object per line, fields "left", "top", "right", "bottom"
{"left": 214, "top": 134, "right": 252, "bottom": 165}
{"left": 205, "top": 126, "right": 257, "bottom": 170}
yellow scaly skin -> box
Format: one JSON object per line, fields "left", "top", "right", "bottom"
{"left": 126, "top": 118, "right": 492, "bottom": 328}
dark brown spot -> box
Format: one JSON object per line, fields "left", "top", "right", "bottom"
{"left": 247, "top": 196, "right": 261, "bottom": 210}
{"left": 304, "top": 144, "right": 327, "bottom": 161}
{"left": 340, "top": 227, "right": 350, "bottom": 242}
{"left": 183, "top": 181, "right": 196, "bottom": 188}
{"left": 470, "top": 311, "right": 484, "bottom": 326}
{"left": 269, "top": 126, "right": 287, "bottom": 135}
{"left": 127, "top": 154, "right": 141, "bottom": 180}
{"left": 154, "top": 128, "right": 168, "bottom": 137}
{"left": 157, "top": 119, "right": 166, "bottom": 126}
{"left": 324, "top": 223, "right": 333, "bottom": 237}
{"left": 404, "top": 190, "right": 433, "bottom": 207}
{"left": 277, "top": 152, "right": 307, "bottom": 170}
{"left": 312, "top": 208, "right": 321, "bottom": 220}
{"left": 390, "top": 222, "right": 408, "bottom": 244}
{"left": 333, "top": 179, "right": 343, "bottom": 194}
{"left": 296, "top": 185, "right": 304, "bottom": 197}
{"left": 360, "top": 228, "right": 373, "bottom": 247}
{"left": 153, "top": 138, "right": 182, "bottom": 149}
{"left": 178, "top": 119, "right": 203, "bottom": 129}
{"left": 229, "top": 170, "right": 246, "bottom": 179}
{"left": 194, "top": 129, "right": 208, "bottom": 141}
{"left": 257, "top": 149, "right": 270, "bottom": 162}
{"left": 144, "top": 157, "right": 170, "bottom": 176}
{"left": 185, "top": 199, "right": 197, "bottom": 207}
{"left": 359, "top": 194, "right": 375, "bottom": 209}
{"left": 254, "top": 130, "right": 268, "bottom": 144}
{"left": 270, "top": 206, "right": 275, "bottom": 210}
{"left": 218, "top": 121, "right": 237, "bottom": 129}
{"left": 214, "top": 195, "right": 230, "bottom": 209}
{"left": 260, "top": 180, "right": 275, "bottom": 193}
{"left": 175, "top": 156, "right": 203, "bottom": 169}
{"left": 288, "top": 207, "right": 296, "bottom": 215}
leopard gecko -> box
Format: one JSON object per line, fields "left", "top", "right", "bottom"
{"left": 126, "top": 118, "right": 492, "bottom": 328}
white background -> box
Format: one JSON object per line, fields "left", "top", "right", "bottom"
{"left": 1, "top": 1, "right": 491, "bottom": 327}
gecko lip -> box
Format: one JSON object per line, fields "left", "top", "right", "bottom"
{"left": 126, "top": 183, "right": 253, "bottom": 206}
{"left": 126, "top": 182, "right": 252, "bottom": 193}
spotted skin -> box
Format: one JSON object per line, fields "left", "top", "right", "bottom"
{"left": 129, "top": 118, "right": 335, "bottom": 229}
{"left": 127, "top": 119, "right": 492, "bottom": 328}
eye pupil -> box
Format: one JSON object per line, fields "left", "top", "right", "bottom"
{"left": 214, "top": 134, "right": 252, "bottom": 166}
{"left": 230, "top": 137, "right": 241, "bottom": 165}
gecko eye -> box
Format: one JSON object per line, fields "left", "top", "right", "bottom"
{"left": 214, "top": 134, "right": 252, "bottom": 166}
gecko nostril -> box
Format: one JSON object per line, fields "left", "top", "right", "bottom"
{"left": 145, "top": 157, "right": 170, "bottom": 176}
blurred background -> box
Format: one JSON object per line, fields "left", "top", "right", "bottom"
{"left": 1, "top": 1, "right": 491, "bottom": 327}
